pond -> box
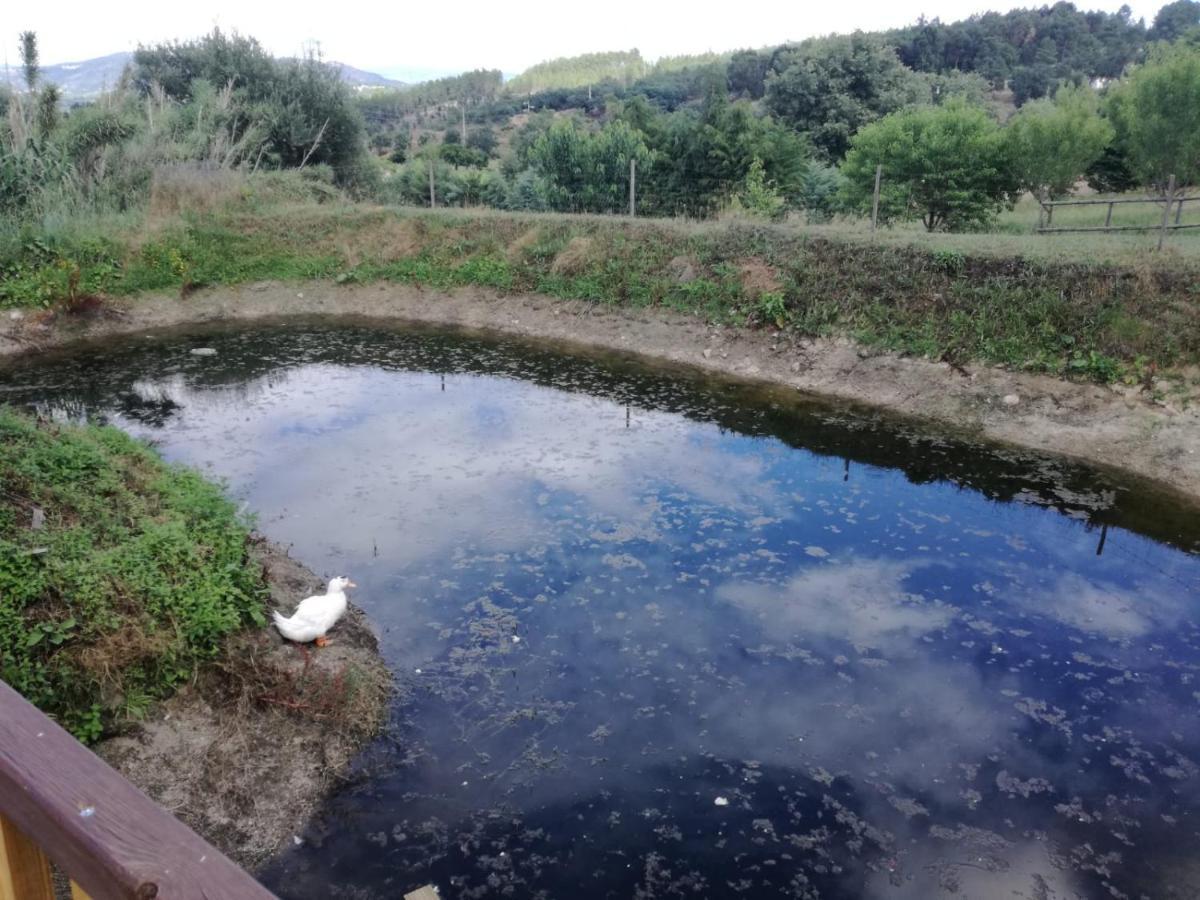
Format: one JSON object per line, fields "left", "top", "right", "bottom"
{"left": 3, "top": 320, "right": 1200, "bottom": 899}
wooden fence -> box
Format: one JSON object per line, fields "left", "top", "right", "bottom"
{"left": 0, "top": 678, "right": 277, "bottom": 900}
{"left": 1036, "top": 175, "right": 1199, "bottom": 249}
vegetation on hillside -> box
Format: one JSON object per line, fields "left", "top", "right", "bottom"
{"left": 5, "top": 5, "right": 1200, "bottom": 232}
{"left": 0, "top": 8, "right": 1198, "bottom": 391}
{"left": 0, "top": 408, "right": 266, "bottom": 741}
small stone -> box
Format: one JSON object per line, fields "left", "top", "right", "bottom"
{"left": 702, "top": 349, "right": 713, "bottom": 359}
{"left": 1002, "top": 394, "right": 1020, "bottom": 406}
{"left": 296, "top": 292, "right": 304, "bottom": 299}
{"left": 8, "top": 310, "right": 23, "bottom": 320}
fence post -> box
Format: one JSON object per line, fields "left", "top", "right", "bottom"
{"left": 428, "top": 159, "right": 436, "bottom": 209}
{"left": 1176, "top": 192, "right": 1186, "bottom": 225}
{"left": 1158, "top": 173, "right": 1176, "bottom": 252}
{"left": 629, "top": 157, "right": 636, "bottom": 218}
{"left": 1105, "top": 201, "right": 1114, "bottom": 228}
{"left": 870, "top": 165, "right": 882, "bottom": 233}
{"left": 0, "top": 812, "right": 54, "bottom": 900}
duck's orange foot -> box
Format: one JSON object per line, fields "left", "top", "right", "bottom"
{"left": 314, "top": 636, "right": 330, "bottom": 648}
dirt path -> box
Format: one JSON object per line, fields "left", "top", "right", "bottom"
{"left": 3, "top": 280, "right": 1199, "bottom": 504}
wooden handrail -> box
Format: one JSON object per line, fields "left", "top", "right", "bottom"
{"left": 0, "top": 679, "right": 277, "bottom": 900}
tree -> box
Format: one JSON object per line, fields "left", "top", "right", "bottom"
{"left": 840, "top": 101, "right": 1016, "bottom": 231}
{"left": 1107, "top": 44, "right": 1200, "bottom": 188}
{"left": 19, "top": 31, "right": 38, "bottom": 92}
{"left": 645, "top": 78, "right": 807, "bottom": 217}
{"left": 466, "top": 126, "right": 498, "bottom": 156}
{"left": 440, "top": 143, "right": 487, "bottom": 168}
{"left": 733, "top": 157, "right": 786, "bottom": 219}
{"left": 728, "top": 49, "right": 770, "bottom": 98}
{"left": 1151, "top": 0, "right": 1200, "bottom": 42}
{"left": 1085, "top": 144, "right": 1139, "bottom": 192}
{"left": 133, "top": 29, "right": 276, "bottom": 101}
{"left": 1006, "top": 85, "right": 1113, "bottom": 199}
{"left": 765, "top": 34, "right": 925, "bottom": 160}
{"left": 526, "top": 117, "right": 651, "bottom": 213}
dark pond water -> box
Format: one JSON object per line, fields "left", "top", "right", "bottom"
{"left": 4, "top": 320, "right": 1200, "bottom": 900}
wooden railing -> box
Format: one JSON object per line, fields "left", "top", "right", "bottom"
{"left": 0, "top": 679, "right": 277, "bottom": 900}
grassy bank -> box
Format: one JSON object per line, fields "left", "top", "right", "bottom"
{"left": 0, "top": 408, "right": 265, "bottom": 740}
{"left": 3, "top": 193, "right": 1199, "bottom": 383}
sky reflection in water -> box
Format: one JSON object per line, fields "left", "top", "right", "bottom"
{"left": 4, "top": 323, "right": 1200, "bottom": 900}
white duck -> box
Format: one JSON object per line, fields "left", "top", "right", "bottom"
{"left": 273, "top": 576, "right": 356, "bottom": 647}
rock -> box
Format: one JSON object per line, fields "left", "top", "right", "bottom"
{"left": 8, "top": 310, "right": 23, "bottom": 320}
{"left": 1002, "top": 394, "right": 1021, "bottom": 406}
{"left": 702, "top": 349, "right": 713, "bottom": 359}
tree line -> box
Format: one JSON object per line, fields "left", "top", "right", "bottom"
{"left": 3, "top": 2, "right": 1199, "bottom": 232}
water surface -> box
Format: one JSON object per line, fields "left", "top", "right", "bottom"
{"left": 4, "top": 321, "right": 1200, "bottom": 899}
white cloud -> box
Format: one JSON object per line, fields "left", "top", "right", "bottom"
{"left": 719, "top": 557, "right": 955, "bottom": 653}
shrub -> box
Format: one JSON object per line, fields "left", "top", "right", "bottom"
{"left": 840, "top": 101, "right": 1017, "bottom": 231}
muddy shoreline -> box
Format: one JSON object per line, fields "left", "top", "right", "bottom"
{"left": 95, "top": 537, "right": 391, "bottom": 872}
{"left": 2, "top": 280, "right": 1198, "bottom": 505}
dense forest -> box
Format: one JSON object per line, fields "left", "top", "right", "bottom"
{"left": 2, "top": 0, "right": 1199, "bottom": 234}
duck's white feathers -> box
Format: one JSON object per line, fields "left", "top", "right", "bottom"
{"left": 273, "top": 588, "right": 348, "bottom": 643}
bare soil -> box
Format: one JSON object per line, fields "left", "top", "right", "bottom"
{"left": 94, "top": 537, "right": 391, "bottom": 872}
{"left": 2, "top": 280, "right": 1198, "bottom": 505}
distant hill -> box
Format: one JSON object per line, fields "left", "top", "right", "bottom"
{"left": 1, "top": 52, "right": 130, "bottom": 99}
{"left": 1, "top": 51, "right": 406, "bottom": 99}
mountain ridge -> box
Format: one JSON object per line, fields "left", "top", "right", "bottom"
{"left": 1, "top": 51, "right": 409, "bottom": 98}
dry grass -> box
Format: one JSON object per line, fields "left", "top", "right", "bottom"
{"left": 147, "top": 166, "right": 251, "bottom": 220}
{"left": 206, "top": 625, "right": 390, "bottom": 741}
{"left": 550, "top": 235, "right": 597, "bottom": 275}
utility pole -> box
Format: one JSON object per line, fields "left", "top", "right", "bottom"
{"left": 460, "top": 103, "right": 467, "bottom": 143}
{"left": 428, "top": 158, "right": 436, "bottom": 209}
{"left": 629, "top": 158, "right": 637, "bottom": 217}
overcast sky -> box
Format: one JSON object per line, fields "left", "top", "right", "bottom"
{"left": 1, "top": 0, "right": 1164, "bottom": 77}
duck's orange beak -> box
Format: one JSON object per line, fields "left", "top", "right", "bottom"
{"left": 346, "top": 580, "right": 358, "bottom": 589}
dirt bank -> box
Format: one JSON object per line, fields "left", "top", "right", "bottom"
{"left": 2, "top": 280, "right": 1199, "bottom": 504}
{"left": 95, "top": 537, "right": 391, "bottom": 871}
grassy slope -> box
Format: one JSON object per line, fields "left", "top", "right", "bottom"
{"left": 0, "top": 409, "right": 265, "bottom": 741}
{"left": 3, "top": 199, "right": 1199, "bottom": 382}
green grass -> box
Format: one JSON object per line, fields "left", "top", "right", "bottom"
{"left": 0, "top": 409, "right": 266, "bottom": 741}
{"left": 2, "top": 198, "right": 1198, "bottom": 384}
